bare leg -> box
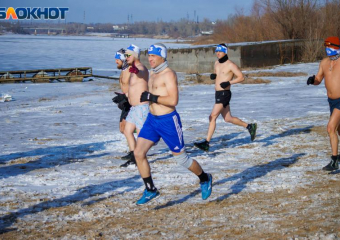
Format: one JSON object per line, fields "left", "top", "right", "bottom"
{"left": 327, "top": 109, "right": 340, "bottom": 156}
{"left": 123, "top": 121, "right": 137, "bottom": 152}
{"left": 221, "top": 105, "right": 248, "bottom": 128}
{"left": 206, "top": 104, "right": 223, "bottom": 142}
{"left": 134, "top": 137, "right": 155, "bottom": 178}
{"left": 172, "top": 151, "right": 212, "bottom": 200}
{"left": 173, "top": 151, "right": 203, "bottom": 175}
{"left": 119, "top": 119, "right": 126, "bottom": 134}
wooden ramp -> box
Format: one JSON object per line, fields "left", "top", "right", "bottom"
{"left": 0, "top": 67, "right": 93, "bottom": 83}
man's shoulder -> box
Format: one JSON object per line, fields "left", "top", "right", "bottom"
{"left": 136, "top": 62, "right": 146, "bottom": 69}
{"left": 160, "top": 67, "right": 176, "bottom": 77}
{"left": 319, "top": 57, "right": 330, "bottom": 69}
{"left": 227, "top": 59, "right": 236, "bottom": 65}
{"left": 152, "top": 68, "right": 176, "bottom": 82}
{"left": 166, "top": 68, "right": 177, "bottom": 79}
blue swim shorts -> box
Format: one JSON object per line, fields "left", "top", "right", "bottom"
{"left": 328, "top": 97, "right": 340, "bottom": 115}
{"left": 138, "top": 110, "right": 185, "bottom": 153}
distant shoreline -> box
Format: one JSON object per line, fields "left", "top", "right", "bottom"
{"left": 0, "top": 31, "right": 194, "bottom": 43}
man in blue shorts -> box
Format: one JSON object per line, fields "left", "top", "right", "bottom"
{"left": 133, "top": 43, "right": 213, "bottom": 205}
{"left": 307, "top": 36, "right": 340, "bottom": 171}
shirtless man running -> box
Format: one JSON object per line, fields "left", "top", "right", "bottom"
{"left": 194, "top": 43, "right": 257, "bottom": 151}
{"left": 120, "top": 44, "right": 149, "bottom": 168}
{"left": 112, "top": 48, "right": 132, "bottom": 161}
{"left": 307, "top": 36, "right": 340, "bottom": 171}
{"left": 133, "top": 43, "right": 212, "bottom": 205}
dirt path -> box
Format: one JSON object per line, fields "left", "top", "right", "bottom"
{"left": 1, "top": 168, "right": 339, "bottom": 239}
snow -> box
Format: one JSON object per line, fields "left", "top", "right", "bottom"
{"left": 0, "top": 55, "right": 338, "bottom": 237}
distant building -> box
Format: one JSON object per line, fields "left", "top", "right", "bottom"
{"left": 113, "top": 25, "right": 126, "bottom": 31}
{"left": 201, "top": 30, "right": 213, "bottom": 35}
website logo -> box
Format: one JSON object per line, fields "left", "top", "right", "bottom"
{"left": 0, "top": 7, "right": 69, "bottom": 20}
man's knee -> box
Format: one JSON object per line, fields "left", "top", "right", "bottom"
{"left": 327, "top": 123, "right": 338, "bottom": 135}
{"left": 224, "top": 116, "right": 233, "bottom": 123}
{"left": 173, "top": 151, "right": 193, "bottom": 169}
{"left": 123, "top": 126, "right": 134, "bottom": 136}
{"left": 134, "top": 149, "right": 146, "bottom": 162}
{"left": 209, "top": 114, "right": 218, "bottom": 122}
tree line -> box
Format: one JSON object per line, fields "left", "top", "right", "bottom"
{"left": 0, "top": 18, "right": 213, "bottom": 38}
{"left": 206, "top": 0, "right": 340, "bottom": 61}
{"left": 1, "top": 0, "right": 339, "bottom": 61}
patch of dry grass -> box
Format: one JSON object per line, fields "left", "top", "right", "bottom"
{"left": 182, "top": 71, "right": 307, "bottom": 85}
{"left": 245, "top": 71, "right": 308, "bottom": 78}
{"left": 183, "top": 74, "right": 271, "bottom": 85}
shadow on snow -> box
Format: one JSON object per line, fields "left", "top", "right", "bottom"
{"left": 0, "top": 141, "right": 116, "bottom": 179}
{"left": 154, "top": 153, "right": 305, "bottom": 210}
{"left": 0, "top": 175, "right": 141, "bottom": 234}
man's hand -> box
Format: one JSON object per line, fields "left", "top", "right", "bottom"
{"left": 220, "top": 81, "right": 231, "bottom": 89}
{"left": 129, "top": 62, "right": 139, "bottom": 74}
{"left": 210, "top": 73, "right": 217, "bottom": 80}
{"left": 140, "top": 91, "right": 159, "bottom": 103}
{"left": 118, "top": 99, "right": 128, "bottom": 110}
{"left": 307, "top": 75, "right": 315, "bottom": 85}
{"left": 112, "top": 92, "right": 127, "bottom": 103}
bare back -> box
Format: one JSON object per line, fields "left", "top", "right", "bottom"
{"left": 214, "top": 60, "right": 244, "bottom": 91}
{"left": 149, "top": 68, "right": 178, "bottom": 115}
{"left": 317, "top": 57, "right": 340, "bottom": 99}
{"left": 128, "top": 61, "right": 149, "bottom": 106}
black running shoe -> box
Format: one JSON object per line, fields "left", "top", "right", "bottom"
{"left": 194, "top": 140, "right": 209, "bottom": 151}
{"left": 248, "top": 123, "right": 257, "bottom": 141}
{"left": 322, "top": 158, "right": 339, "bottom": 171}
{"left": 120, "top": 159, "right": 136, "bottom": 168}
{"left": 121, "top": 151, "right": 133, "bottom": 160}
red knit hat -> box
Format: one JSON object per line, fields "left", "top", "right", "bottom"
{"left": 324, "top": 36, "right": 340, "bottom": 49}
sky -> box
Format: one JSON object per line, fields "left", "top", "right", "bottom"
{"left": 0, "top": 0, "right": 255, "bottom": 24}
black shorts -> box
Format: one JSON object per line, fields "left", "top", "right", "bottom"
{"left": 120, "top": 103, "right": 131, "bottom": 122}
{"left": 215, "top": 90, "right": 232, "bottom": 108}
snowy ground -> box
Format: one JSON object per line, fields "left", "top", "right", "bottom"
{"left": 0, "top": 62, "right": 339, "bottom": 239}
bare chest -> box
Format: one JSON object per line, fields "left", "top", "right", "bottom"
{"left": 216, "top": 65, "right": 233, "bottom": 81}
{"left": 324, "top": 59, "right": 340, "bottom": 81}
{"left": 129, "top": 74, "right": 142, "bottom": 86}
{"left": 150, "top": 76, "right": 165, "bottom": 90}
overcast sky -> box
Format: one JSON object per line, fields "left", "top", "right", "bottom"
{"left": 0, "top": 0, "right": 255, "bottom": 24}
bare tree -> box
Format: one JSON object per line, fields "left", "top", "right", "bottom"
{"left": 259, "top": 0, "right": 319, "bottom": 39}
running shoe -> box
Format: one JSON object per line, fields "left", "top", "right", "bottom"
{"left": 200, "top": 173, "right": 212, "bottom": 200}
{"left": 136, "top": 189, "right": 160, "bottom": 205}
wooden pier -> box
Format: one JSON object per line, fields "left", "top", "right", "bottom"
{"left": 0, "top": 67, "right": 93, "bottom": 83}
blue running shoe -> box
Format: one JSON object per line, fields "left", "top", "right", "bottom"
{"left": 136, "top": 189, "right": 160, "bottom": 205}
{"left": 200, "top": 173, "right": 212, "bottom": 200}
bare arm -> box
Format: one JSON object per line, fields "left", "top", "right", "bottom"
{"left": 229, "top": 62, "right": 244, "bottom": 85}
{"left": 156, "top": 71, "right": 179, "bottom": 107}
{"left": 119, "top": 71, "right": 124, "bottom": 90}
{"left": 314, "top": 61, "right": 324, "bottom": 85}
{"left": 134, "top": 63, "right": 149, "bottom": 80}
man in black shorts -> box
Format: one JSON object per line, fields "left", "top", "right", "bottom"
{"left": 112, "top": 48, "right": 133, "bottom": 163}
{"left": 194, "top": 43, "right": 257, "bottom": 151}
